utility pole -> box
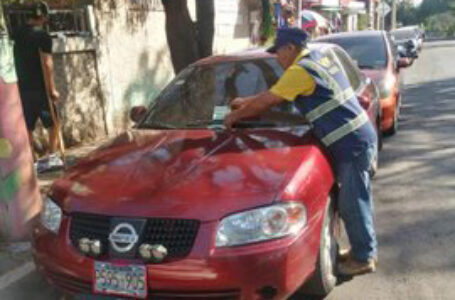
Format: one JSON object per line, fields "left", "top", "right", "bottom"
{"left": 297, "top": 0, "right": 302, "bottom": 28}
{"left": 367, "top": 0, "right": 374, "bottom": 29}
{"left": 376, "top": 1, "right": 380, "bottom": 30}
{"left": 0, "top": 3, "right": 5, "bottom": 33}
{"left": 391, "top": 0, "right": 397, "bottom": 29}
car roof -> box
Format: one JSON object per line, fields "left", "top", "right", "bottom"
{"left": 315, "top": 30, "right": 385, "bottom": 41}
{"left": 193, "top": 43, "right": 333, "bottom": 66}
{"left": 194, "top": 49, "right": 274, "bottom": 66}
{"left": 392, "top": 26, "right": 419, "bottom": 32}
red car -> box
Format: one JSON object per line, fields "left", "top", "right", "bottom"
{"left": 33, "top": 44, "right": 378, "bottom": 299}
{"left": 316, "top": 31, "right": 411, "bottom": 135}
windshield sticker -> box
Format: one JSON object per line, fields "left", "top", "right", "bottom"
{"left": 213, "top": 106, "right": 231, "bottom": 120}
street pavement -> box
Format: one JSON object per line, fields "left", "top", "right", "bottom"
{"left": 325, "top": 40, "right": 455, "bottom": 300}
{"left": 1, "top": 40, "right": 455, "bottom": 300}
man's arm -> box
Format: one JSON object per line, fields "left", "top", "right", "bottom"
{"left": 40, "top": 53, "right": 59, "bottom": 101}
{"left": 38, "top": 31, "right": 59, "bottom": 101}
{"left": 224, "top": 62, "right": 316, "bottom": 129}
{"left": 224, "top": 92, "right": 285, "bottom": 129}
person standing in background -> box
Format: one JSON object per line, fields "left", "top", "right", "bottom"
{"left": 12, "top": 1, "right": 62, "bottom": 167}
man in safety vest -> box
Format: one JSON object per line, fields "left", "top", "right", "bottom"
{"left": 224, "top": 27, "right": 378, "bottom": 276}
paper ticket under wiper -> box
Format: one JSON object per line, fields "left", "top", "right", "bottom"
{"left": 212, "top": 106, "right": 231, "bottom": 121}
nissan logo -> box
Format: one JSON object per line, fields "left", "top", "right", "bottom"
{"left": 108, "top": 223, "right": 139, "bottom": 253}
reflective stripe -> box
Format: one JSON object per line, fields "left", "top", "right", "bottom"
{"left": 328, "top": 66, "right": 340, "bottom": 75}
{"left": 321, "top": 111, "right": 369, "bottom": 146}
{"left": 305, "top": 87, "right": 355, "bottom": 123}
{"left": 300, "top": 60, "right": 343, "bottom": 95}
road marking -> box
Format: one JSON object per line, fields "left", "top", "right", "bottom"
{"left": 0, "top": 261, "right": 35, "bottom": 290}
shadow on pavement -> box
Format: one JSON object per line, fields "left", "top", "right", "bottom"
{"left": 373, "top": 76, "right": 455, "bottom": 277}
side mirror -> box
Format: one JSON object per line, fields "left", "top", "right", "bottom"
{"left": 129, "top": 106, "right": 147, "bottom": 123}
{"left": 397, "top": 58, "right": 411, "bottom": 69}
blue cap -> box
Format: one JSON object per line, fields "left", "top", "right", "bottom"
{"left": 267, "top": 28, "right": 309, "bottom": 53}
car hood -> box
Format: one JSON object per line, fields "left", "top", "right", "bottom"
{"left": 51, "top": 128, "right": 322, "bottom": 221}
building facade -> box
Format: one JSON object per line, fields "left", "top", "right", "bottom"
{"left": 3, "top": 0, "right": 265, "bottom": 146}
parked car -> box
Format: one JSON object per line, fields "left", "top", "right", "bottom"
{"left": 396, "top": 40, "right": 418, "bottom": 61}
{"left": 33, "top": 43, "right": 379, "bottom": 300}
{"left": 391, "top": 26, "right": 423, "bottom": 53}
{"left": 316, "top": 30, "right": 411, "bottom": 135}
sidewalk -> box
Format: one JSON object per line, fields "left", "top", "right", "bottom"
{"left": 38, "top": 138, "right": 108, "bottom": 194}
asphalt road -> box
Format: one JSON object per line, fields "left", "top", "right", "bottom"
{"left": 1, "top": 40, "right": 455, "bottom": 300}
{"left": 326, "top": 40, "right": 455, "bottom": 300}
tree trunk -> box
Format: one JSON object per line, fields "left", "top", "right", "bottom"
{"left": 162, "top": 0, "right": 199, "bottom": 74}
{"left": 196, "top": 0, "right": 215, "bottom": 58}
{"left": 162, "top": 0, "right": 215, "bottom": 74}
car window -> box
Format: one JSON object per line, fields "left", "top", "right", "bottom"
{"left": 392, "top": 29, "right": 417, "bottom": 41}
{"left": 318, "top": 35, "right": 387, "bottom": 70}
{"left": 330, "top": 48, "right": 362, "bottom": 91}
{"left": 139, "top": 58, "right": 305, "bottom": 129}
{"left": 386, "top": 33, "right": 398, "bottom": 69}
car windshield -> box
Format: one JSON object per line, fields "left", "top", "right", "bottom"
{"left": 139, "top": 58, "right": 307, "bottom": 130}
{"left": 319, "top": 36, "right": 387, "bottom": 70}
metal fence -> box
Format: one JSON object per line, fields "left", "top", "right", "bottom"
{"left": 3, "top": 5, "right": 94, "bottom": 37}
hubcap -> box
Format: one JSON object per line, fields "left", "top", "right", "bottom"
{"left": 322, "top": 216, "right": 337, "bottom": 282}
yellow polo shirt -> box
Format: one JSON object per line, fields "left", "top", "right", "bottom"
{"left": 269, "top": 51, "right": 316, "bottom": 101}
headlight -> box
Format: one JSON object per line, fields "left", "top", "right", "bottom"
{"left": 40, "top": 197, "right": 62, "bottom": 234}
{"left": 216, "top": 202, "right": 307, "bottom": 247}
{"left": 379, "top": 74, "right": 395, "bottom": 98}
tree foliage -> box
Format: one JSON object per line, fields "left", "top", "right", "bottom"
{"left": 418, "top": 0, "right": 449, "bottom": 21}
{"left": 425, "top": 12, "right": 455, "bottom": 36}
{"left": 397, "top": 0, "right": 419, "bottom": 26}
{"left": 397, "top": 0, "right": 454, "bottom": 35}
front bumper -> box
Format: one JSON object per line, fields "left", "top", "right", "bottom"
{"left": 33, "top": 216, "right": 322, "bottom": 300}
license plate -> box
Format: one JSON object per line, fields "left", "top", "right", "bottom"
{"left": 94, "top": 262, "right": 147, "bottom": 299}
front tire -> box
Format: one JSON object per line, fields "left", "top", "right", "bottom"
{"left": 299, "top": 195, "right": 338, "bottom": 298}
{"left": 385, "top": 97, "right": 400, "bottom": 136}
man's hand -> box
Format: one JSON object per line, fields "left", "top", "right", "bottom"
{"left": 49, "top": 89, "right": 60, "bottom": 102}
{"left": 224, "top": 110, "right": 240, "bottom": 130}
{"left": 224, "top": 92, "right": 285, "bottom": 130}
{"left": 230, "top": 97, "right": 249, "bottom": 111}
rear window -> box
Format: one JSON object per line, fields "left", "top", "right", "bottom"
{"left": 392, "top": 29, "right": 417, "bottom": 41}
{"left": 331, "top": 48, "right": 362, "bottom": 90}
{"left": 318, "top": 35, "right": 387, "bottom": 70}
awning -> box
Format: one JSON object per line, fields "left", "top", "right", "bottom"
{"left": 300, "top": 9, "right": 330, "bottom": 30}
{"left": 343, "top": 1, "right": 366, "bottom": 14}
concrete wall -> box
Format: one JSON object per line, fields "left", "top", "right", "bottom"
{"left": 94, "top": 0, "right": 174, "bottom": 136}
{"left": 31, "top": 0, "right": 262, "bottom": 147}
{"left": 31, "top": 37, "right": 107, "bottom": 150}
{"left": 53, "top": 43, "right": 107, "bottom": 145}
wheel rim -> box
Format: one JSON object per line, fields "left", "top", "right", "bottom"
{"left": 394, "top": 98, "right": 401, "bottom": 131}
{"left": 321, "top": 215, "right": 337, "bottom": 283}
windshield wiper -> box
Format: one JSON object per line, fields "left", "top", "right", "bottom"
{"left": 233, "top": 121, "right": 277, "bottom": 128}
{"left": 139, "top": 122, "right": 177, "bottom": 129}
{"left": 185, "top": 119, "right": 225, "bottom": 129}
{"left": 186, "top": 119, "right": 276, "bottom": 129}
